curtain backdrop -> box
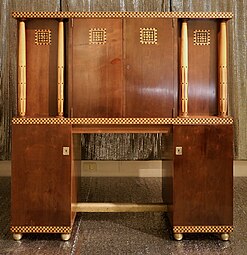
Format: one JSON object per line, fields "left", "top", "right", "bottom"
{"left": 0, "top": 0, "right": 246, "bottom": 160}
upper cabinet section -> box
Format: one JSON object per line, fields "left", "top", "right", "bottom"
{"left": 13, "top": 12, "right": 232, "bottom": 119}
{"left": 69, "top": 18, "right": 176, "bottom": 118}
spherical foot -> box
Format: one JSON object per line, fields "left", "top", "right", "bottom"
{"left": 174, "top": 233, "right": 183, "bottom": 241}
{"left": 221, "top": 233, "right": 229, "bottom": 241}
{"left": 13, "top": 233, "right": 23, "bottom": 241}
{"left": 61, "top": 233, "right": 71, "bottom": 241}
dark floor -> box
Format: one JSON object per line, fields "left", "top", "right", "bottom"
{"left": 0, "top": 177, "right": 246, "bottom": 255}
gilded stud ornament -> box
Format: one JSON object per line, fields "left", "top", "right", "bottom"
{"left": 174, "top": 233, "right": 183, "bottom": 241}
{"left": 13, "top": 233, "right": 23, "bottom": 241}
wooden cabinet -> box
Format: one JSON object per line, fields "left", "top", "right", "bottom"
{"left": 163, "top": 125, "right": 233, "bottom": 240}
{"left": 11, "top": 124, "right": 81, "bottom": 241}
{"left": 11, "top": 11, "right": 233, "bottom": 241}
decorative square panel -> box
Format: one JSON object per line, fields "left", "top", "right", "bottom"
{"left": 194, "top": 30, "right": 210, "bottom": 45}
{"left": 89, "top": 28, "right": 106, "bottom": 44}
{"left": 140, "top": 28, "right": 158, "bottom": 45}
{"left": 35, "top": 29, "right": 51, "bottom": 45}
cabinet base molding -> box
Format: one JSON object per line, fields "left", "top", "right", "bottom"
{"left": 173, "top": 225, "right": 233, "bottom": 233}
{"left": 10, "top": 226, "right": 72, "bottom": 234}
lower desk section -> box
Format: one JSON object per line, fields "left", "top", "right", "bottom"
{"left": 11, "top": 124, "right": 81, "bottom": 237}
{"left": 11, "top": 121, "right": 233, "bottom": 240}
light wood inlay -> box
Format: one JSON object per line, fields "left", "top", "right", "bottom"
{"left": 173, "top": 225, "right": 233, "bottom": 233}
{"left": 180, "top": 20, "right": 189, "bottom": 117}
{"left": 18, "top": 21, "right": 26, "bottom": 117}
{"left": 11, "top": 117, "right": 234, "bottom": 125}
{"left": 57, "top": 20, "right": 64, "bottom": 117}
{"left": 72, "top": 203, "right": 167, "bottom": 212}
{"left": 12, "top": 12, "right": 234, "bottom": 19}
{"left": 219, "top": 21, "right": 228, "bottom": 117}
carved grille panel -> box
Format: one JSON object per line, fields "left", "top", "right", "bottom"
{"left": 35, "top": 29, "right": 51, "bottom": 45}
{"left": 194, "top": 30, "right": 210, "bottom": 45}
{"left": 140, "top": 28, "right": 158, "bottom": 44}
{"left": 89, "top": 28, "right": 106, "bottom": 44}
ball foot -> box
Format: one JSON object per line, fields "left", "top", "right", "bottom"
{"left": 61, "top": 233, "right": 71, "bottom": 241}
{"left": 221, "top": 233, "right": 229, "bottom": 241}
{"left": 174, "top": 233, "right": 183, "bottom": 241}
{"left": 13, "top": 233, "right": 23, "bottom": 241}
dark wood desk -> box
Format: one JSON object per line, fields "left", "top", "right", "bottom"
{"left": 11, "top": 11, "right": 233, "bottom": 241}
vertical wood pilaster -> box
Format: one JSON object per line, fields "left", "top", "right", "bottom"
{"left": 180, "top": 20, "right": 188, "bottom": 117}
{"left": 219, "top": 20, "right": 228, "bottom": 117}
{"left": 58, "top": 20, "right": 64, "bottom": 117}
{"left": 18, "top": 20, "right": 26, "bottom": 117}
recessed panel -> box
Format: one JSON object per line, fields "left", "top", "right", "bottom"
{"left": 124, "top": 19, "right": 176, "bottom": 117}
{"left": 26, "top": 19, "right": 58, "bottom": 117}
{"left": 71, "top": 19, "right": 122, "bottom": 118}
{"left": 187, "top": 20, "right": 217, "bottom": 116}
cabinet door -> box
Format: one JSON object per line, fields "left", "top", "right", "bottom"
{"left": 187, "top": 20, "right": 218, "bottom": 116}
{"left": 70, "top": 19, "right": 123, "bottom": 117}
{"left": 11, "top": 124, "right": 72, "bottom": 227}
{"left": 26, "top": 19, "right": 58, "bottom": 117}
{"left": 124, "top": 18, "right": 177, "bottom": 117}
{"left": 173, "top": 125, "right": 233, "bottom": 227}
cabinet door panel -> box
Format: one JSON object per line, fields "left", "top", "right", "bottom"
{"left": 124, "top": 18, "right": 176, "bottom": 117}
{"left": 26, "top": 19, "right": 58, "bottom": 117}
{"left": 187, "top": 20, "right": 218, "bottom": 116}
{"left": 173, "top": 125, "right": 233, "bottom": 226}
{"left": 71, "top": 19, "right": 122, "bottom": 117}
{"left": 11, "top": 125, "right": 72, "bottom": 226}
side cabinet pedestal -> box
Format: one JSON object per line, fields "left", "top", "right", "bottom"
{"left": 11, "top": 124, "right": 81, "bottom": 241}
{"left": 163, "top": 125, "right": 233, "bottom": 241}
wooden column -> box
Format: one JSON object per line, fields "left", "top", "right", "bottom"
{"left": 180, "top": 20, "right": 189, "bottom": 117}
{"left": 218, "top": 21, "right": 228, "bottom": 117}
{"left": 57, "top": 20, "right": 64, "bottom": 117}
{"left": 18, "top": 21, "right": 26, "bottom": 117}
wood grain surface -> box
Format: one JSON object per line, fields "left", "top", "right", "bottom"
{"left": 70, "top": 19, "right": 123, "bottom": 117}
{"left": 11, "top": 124, "right": 74, "bottom": 227}
{"left": 124, "top": 18, "right": 176, "bottom": 117}
{"left": 26, "top": 19, "right": 58, "bottom": 117}
{"left": 172, "top": 125, "right": 233, "bottom": 226}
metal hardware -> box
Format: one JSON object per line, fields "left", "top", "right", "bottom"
{"left": 175, "top": 146, "right": 182, "bottom": 155}
{"left": 63, "top": 147, "right": 70, "bottom": 156}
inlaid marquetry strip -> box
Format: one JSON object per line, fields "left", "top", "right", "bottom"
{"left": 57, "top": 21, "right": 64, "bottom": 117}
{"left": 18, "top": 21, "right": 26, "bottom": 117}
{"left": 218, "top": 21, "right": 228, "bottom": 117}
{"left": 35, "top": 29, "right": 51, "bottom": 45}
{"left": 173, "top": 226, "right": 233, "bottom": 233}
{"left": 10, "top": 226, "right": 72, "bottom": 233}
{"left": 180, "top": 20, "right": 188, "bottom": 117}
{"left": 12, "top": 117, "right": 233, "bottom": 125}
{"left": 12, "top": 12, "right": 233, "bottom": 19}
{"left": 89, "top": 28, "right": 106, "bottom": 44}
{"left": 140, "top": 28, "right": 157, "bottom": 44}
{"left": 194, "top": 30, "right": 210, "bottom": 45}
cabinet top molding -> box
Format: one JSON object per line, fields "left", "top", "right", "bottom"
{"left": 12, "top": 11, "right": 233, "bottom": 19}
